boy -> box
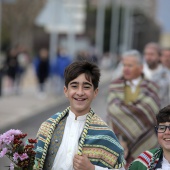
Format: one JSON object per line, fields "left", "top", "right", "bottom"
{"left": 34, "top": 61, "right": 125, "bottom": 170}
{"left": 128, "top": 105, "right": 170, "bottom": 169}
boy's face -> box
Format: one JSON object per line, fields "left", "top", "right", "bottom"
{"left": 157, "top": 122, "right": 170, "bottom": 155}
{"left": 64, "top": 73, "right": 98, "bottom": 117}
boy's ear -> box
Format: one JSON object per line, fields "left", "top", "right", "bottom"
{"left": 64, "top": 86, "right": 68, "bottom": 97}
{"left": 94, "top": 88, "right": 99, "bottom": 97}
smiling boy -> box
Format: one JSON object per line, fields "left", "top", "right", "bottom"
{"left": 128, "top": 105, "right": 170, "bottom": 170}
{"left": 34, "top": 61, "right": 125, "bottom": 170}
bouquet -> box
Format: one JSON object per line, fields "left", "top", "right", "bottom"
{"left": 0, "top": 129, "right": 37, "bottom": 170}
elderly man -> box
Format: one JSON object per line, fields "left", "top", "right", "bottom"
{"left": 107, "top": 50, "right": 160, "bottom": 167}
{"left": 143, "top": 42, "right": 170, "bottom": 108}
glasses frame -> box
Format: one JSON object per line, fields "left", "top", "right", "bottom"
{"left": 155, "top": 125, "right": 170, "bottom": 133}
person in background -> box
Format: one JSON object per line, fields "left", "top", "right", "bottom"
{"left": 16, "top": 44, "right": 30, "bottom": 80}
{"left": 50, "top": 47, "right": 72, "bottom": 94}
{"left": 33, "top": 48, "right": 49, "bottom": 98}
{"left": 160, "top": 47, "right": 170, "bottom": 72}
{"left": 128, "top": 105, "right": 170, "bottom": 170}
{"left": 3, "top": 47, "right": 19, "bottom": 95}
{"left": 34, "top": 61, "right": 125, "bottom": 170}
{"left": 107, "top": 50, "right": 160, "bottom": 167}
{"left": 143, "top": 42, "right": 170, "bottom": 108}
{"left": 160, "top": 47, "right": 170, "bottom": 108}
{"left": 100, "top": 52, "right": 114, "bottom": 70}
{"left": 76, "top": 50, "right": 91, "bottom": 62}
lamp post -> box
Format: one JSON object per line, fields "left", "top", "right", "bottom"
{"left": 109, "top": 0, "right": 120, "bottom": 57}
{"left": 95, "top": 0, "right": 105, "bottom": 56}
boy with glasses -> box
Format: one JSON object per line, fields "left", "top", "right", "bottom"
{"left": 128, "top": 105, "right": 170, "bottom": 170}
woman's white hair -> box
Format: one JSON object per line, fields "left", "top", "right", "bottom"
{"left": 122, "top": 49, "right": 143, "bottom": 65}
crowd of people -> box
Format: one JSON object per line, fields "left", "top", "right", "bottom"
{"left": 33, "top": 41, "right": 170, "bottom": 170}
{"left": 33, "top": 47, "right": 170, "bottom": 169}
{"left": 0, "top": 45, "right": 101, "bottom": 98}
{"left": 107, "top": 42, "right": 170, "bottom": 169}
{"left": 1, "top": 41, "right": 170, "bottom": 169}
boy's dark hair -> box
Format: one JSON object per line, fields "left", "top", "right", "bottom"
{"left": 64, "top": 61, "right": 100, "bottom": 90}
{"left": 156, "top": 105, "right": 170, "bottom": 125}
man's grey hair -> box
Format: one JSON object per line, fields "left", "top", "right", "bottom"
{"left": 122, "top": 49, "right": 143, "bottom": 65}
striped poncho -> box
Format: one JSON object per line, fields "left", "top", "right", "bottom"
{"left": 128, "top": 147, "right": 163, "bottom": 170}
{"left": 34, "top": 107, "right": 125, "bottom": 169}
{"left": 107, "top": 77, "right": 160, "bottom": 158}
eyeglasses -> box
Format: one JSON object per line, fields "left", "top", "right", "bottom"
{"left": 155, "top": 125, "right": 170, "bottom": 133}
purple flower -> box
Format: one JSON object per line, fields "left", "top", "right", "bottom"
{"left": 0, "top": 129, "right": 22, "bottom": 145}
{"left": 0, "top": 148, "right": 7, "bottom": 158}
{"left": 6, "top": 129, "right": 22, "bottom": 136}
{"left": 19, "top": 153, "right": 28, "bottom": 161}
{"left": 2, "top": 135, "right": 14, "bottom": 145}
{"left": 13, "top": 152, "right": 19, "bottom": 162}
{"left": 10, "top": 163, "right": 14, "bottom": 170}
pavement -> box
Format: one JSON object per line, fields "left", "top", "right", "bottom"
{"left": 0, "top": 64, "right": 113, "bottom": 130}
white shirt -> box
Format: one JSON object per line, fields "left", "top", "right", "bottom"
{"left": 160, "top": 156, "right": 170, "bottom": 170}
{"left": 143, "top": 63, "right": 164, "bottom": 80}
{"left": 126, "top": 77, "right": 142, "bottom": 93}
{"left": 52, "top": 110, "right": 125, "bottom": 170}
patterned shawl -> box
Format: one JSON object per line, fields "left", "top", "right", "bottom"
{"left": 107, "top": 77, "right": 160, "bottom": 158}
{"left": 128, "top": 147, "right": 163, "bottom": 170}
{"left": 34, "top": 107, "right": 125, "bottom": 169}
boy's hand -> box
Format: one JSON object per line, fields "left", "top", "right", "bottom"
{"left": 73, "top": 154, "right": 95, "bottom": 170}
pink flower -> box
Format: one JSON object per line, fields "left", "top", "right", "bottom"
{"left": 6, "top": 129, "right": 22, "bottom": 136}
{"left": 13, "top": 152, "right": 20, "bottom": 162}
{"left": 0, "top": 148, "right": 8, "bottom": 158}
{"left": 2, "top": 135, "right": 14, "bottom": 145}
{"left": 10, "top": 163, "right": 14, "bottom": 170}
{"left": 0, "top": 129, "right": 22, "bottom": 145}
{"left": 19, "top": 153, "right": 28, "bottom": 161}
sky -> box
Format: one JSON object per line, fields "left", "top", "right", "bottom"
{"left": 156, "top": 0, "right": 170, "bottom": 33}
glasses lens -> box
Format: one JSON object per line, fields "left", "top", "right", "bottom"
{"left": 158, "top": 125, "right": 166, "bottom": 133}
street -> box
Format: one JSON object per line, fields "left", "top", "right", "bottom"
{"left": 0, "top": 82, "right": 109, "bottom": 169}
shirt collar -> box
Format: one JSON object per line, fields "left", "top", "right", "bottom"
{"left": 69, "top": 110, "right": 88, "bottom": 121}
{"left": 163, "top": 156, "right": 170, "bottom": 165}
{"left": 126, "top": 76, "right": 142, "bottom": 86}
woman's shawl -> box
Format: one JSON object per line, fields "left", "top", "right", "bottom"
{"left": 128, "top": 147, "right": 163, "bottom": 170}
{"left": 34, "top": 107, "right": 125, "bottom": 169}
{"left": 107, "top": 77, "right": 160, "bottom": 158}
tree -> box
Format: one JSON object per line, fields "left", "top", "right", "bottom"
{"left": 2, "top": 0, "right": 46, "bottom": 52}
